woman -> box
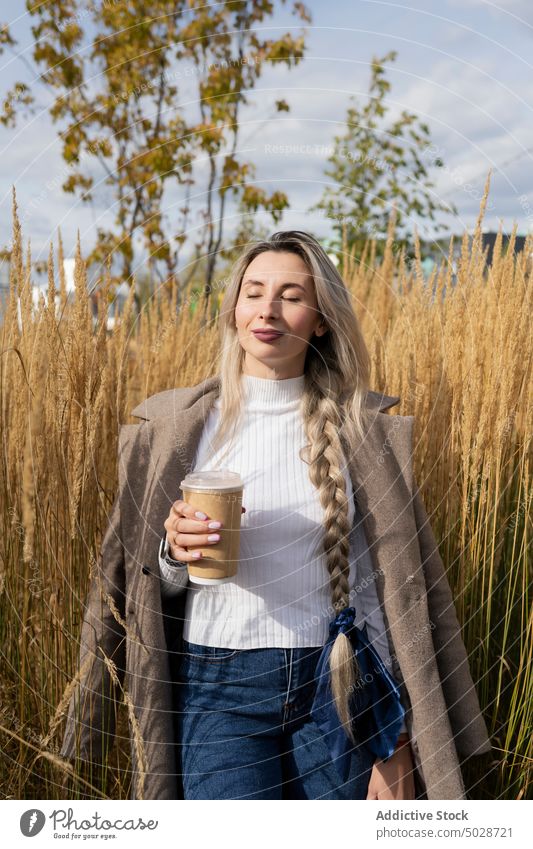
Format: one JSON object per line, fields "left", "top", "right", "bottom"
{"left": 61, "top": 231, "right": 492, "bottom": 801}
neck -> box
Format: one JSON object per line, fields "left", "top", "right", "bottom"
{"left": 242, "top": 358, "right": 306, "bottom": 381}
{"left": 240, "top": 371, "right": 305, "bottom": 408}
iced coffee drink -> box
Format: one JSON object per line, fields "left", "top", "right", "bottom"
{"left": 180, "top": 470, "right": 244, "bottom": 585}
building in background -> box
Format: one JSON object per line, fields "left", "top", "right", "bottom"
{"left": 0, "top": 253, "right": 137, "bottom": 331}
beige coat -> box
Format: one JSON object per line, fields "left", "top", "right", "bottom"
{"left": 60, "top": 376, "right": 492, "bottom": 800}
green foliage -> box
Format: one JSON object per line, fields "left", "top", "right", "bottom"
{"left": 311, "top": 51, "right": 457, "bottom": 260}
{"left": 1, "top": 1, "right": 311, "bottom": 293}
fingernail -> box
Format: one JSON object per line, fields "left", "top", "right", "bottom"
{"left": 192, "top": 551, "right": 202, "bottom": 558}
{"left": 207, "top": 533, "right": 220, "bottom": 542}
{"left": 208, "top": 521, "right": 222, "bottom": 529}
{"left": 195, "top": 511, "right": 208, "bottom": 520}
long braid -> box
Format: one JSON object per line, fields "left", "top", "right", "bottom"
{"left": 301, "top": 368, "right": 361, "bottom": 743}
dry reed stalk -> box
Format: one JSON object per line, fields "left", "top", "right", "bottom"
{"left": 4, "top": 196, "right": 29, "bottom": 474}
{"left": 69, "top": 412, "right": 85, "bottom": 539}
{"left": 40, "top": 653, "right": 93, "bottom": 751}
{"left": 102, "top": 654, "right": 146, "bottom": 800}
{"left": 56, "top": 229, "right": 68, "bottom": 314}
{"left": 6, "top": 189, "right": 23, "bottom": 343}
{"left": 87, "top": 552, "right": 148, "bottom": 654}
{"left": 0, "top": 723, "right": 110, "bottom": 798}
{"left": 86, "top": 367, "right": 107, "bottom": 463}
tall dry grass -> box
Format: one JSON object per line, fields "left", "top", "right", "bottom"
{"left": 0, "top": 181, "right": 531, "bottom": 799}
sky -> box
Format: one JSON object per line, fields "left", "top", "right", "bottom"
{"left": 0, "top": 0, "right": 532, "bottom": 272}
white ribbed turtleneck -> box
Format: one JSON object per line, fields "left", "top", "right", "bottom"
{"left": 159, "top": 373, "right": 399, "bottom": 685}
{"left": 241, "top": 371, "right": 306, "bottom": 407}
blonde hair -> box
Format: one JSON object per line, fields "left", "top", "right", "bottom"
{"left": 209, "top": 230, "right": 372, "bottom": 742}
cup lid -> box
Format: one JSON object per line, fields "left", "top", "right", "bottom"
{"left": 181, "top": 469, "right": 243, "bottom": 491}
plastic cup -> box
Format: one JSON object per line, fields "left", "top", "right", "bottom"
{"left": 180, "top": 469, "right": 244, "bottom": 585}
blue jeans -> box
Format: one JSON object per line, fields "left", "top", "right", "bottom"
{"left": 173, "top": 638, "right": 376, "bottom": 800}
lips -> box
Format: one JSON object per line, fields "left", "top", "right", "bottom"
{"left": 252, "top": 330, "right": 284, "bottom": 341}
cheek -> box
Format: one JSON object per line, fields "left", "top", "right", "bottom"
{"left": 290, "top": 308, "right": 316, "bottom": 336}
{"left": 235, "top": 301, "right": 269, "bottom": 334}
{"left": 235, "top": 302, "right": 252, "bottom": 328}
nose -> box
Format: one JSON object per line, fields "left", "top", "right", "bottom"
{"left": 257, "top": 297, "right": 280, "bottom": 319}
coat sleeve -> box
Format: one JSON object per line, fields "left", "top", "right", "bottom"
{"left": 158, "top": 532, "right": 189, "bottom": 597}
{"left": 60, "top": 427, "right": 135, "bottom": 773}
{"left": 412, "top": 480, "right": 492, "bottom": 759}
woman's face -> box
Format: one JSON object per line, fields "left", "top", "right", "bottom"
{"left": 234, "top": 250, "right": 328, "bottom": 380}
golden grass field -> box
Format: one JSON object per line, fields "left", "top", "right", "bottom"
{"left": 0, "top": 186, "right": 531, "bottom": 799}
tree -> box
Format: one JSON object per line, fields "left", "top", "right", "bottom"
{"left": 1, "top": 1, "right": 311, "bottom": 311}
{"left": 310, "top": 50, "right": 456, "bottom": 261}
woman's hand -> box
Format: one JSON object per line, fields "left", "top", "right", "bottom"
{"left": 366, "top": 739, "right": 416, "bottom": 800}
{"left": 164, "top": 499, "right": 246, "bottom": 563}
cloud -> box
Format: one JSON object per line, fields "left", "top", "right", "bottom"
{"left": 448, "top": 0, "right": 533, "bottom": 27}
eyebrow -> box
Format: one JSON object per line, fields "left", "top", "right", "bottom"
{"left": 242, "top": 279, "right": 307, "bottom": 292}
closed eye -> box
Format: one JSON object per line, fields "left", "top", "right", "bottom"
{"left": 246, "top": 295, "right": 300, "bottom": 302}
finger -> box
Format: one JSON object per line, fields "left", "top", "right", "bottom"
{"left": 165, "top": 527, "right": 205, "bottom": 562}
{"left": 377, "top": 787, "right": 395, "bottom": 800}
{"left": 165, "top": 515, "right": 205, "bottom": 536}
{"left": 169, "top": 501, "right": 245, "bottom": 526}
{"left": 167, "top": 517, "right": 222, "bottom": 535}
{"left": 171, "top": 500, "right": 212, "bottom": 522}
{"left": 173, "top": 531, "right": 221, "bottom": 549}
{"left": 168, "top": 543, "right": 204, "bottom": 563}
